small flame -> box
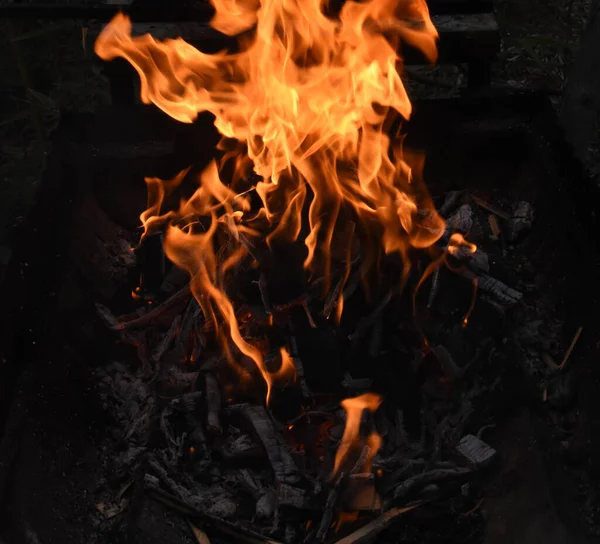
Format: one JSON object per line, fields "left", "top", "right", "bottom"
{"left": 332, "top": 393, "right": 382, "bottom": 478}
{"left": 448, "top": 233, "right": 477, "bottom": 255}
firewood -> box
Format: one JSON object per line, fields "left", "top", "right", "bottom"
{"left": 559, "top": 326, "right": 583, "bottom": 371}
{"left": 455, "top": 434, "right": 496, "bottom": 469}
{"left": 204, "top": 373, "right": 223, "bottom": 435}
{"left": 476, "top": 274, "right": 522, "bottom": 304}
{"left": 323, "top": 273, "right": 346, "bottom": 319}
{"left": 316, "top": 473, "right": 344, "bottom": 542}
{"left": 152, "top": 314, "right": 182, "bottom": 363}
{"left": 470, "top": 195, "right": 510, "bottom": 220}
{"left": 393, "top": 467, "right": 471, "bottom": 500}
{"left": 439, "top": 190, "right": 464, "bottom": 218}
{"left": 450, "top": 246, "right": 490, "bottom": 274}
{"left": 444, "top": 204, "right": 473, "bottom": 236}
{"left": 456, "top": 269, "right": 522, "bottom": 304}
{"left": 229, "top": 404, "right": 303, "bottom": 485}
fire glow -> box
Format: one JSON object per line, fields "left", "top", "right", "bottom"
{"left": 95, "top": 0, "right": 452, "bottom": 478}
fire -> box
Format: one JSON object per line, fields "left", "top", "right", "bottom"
{"left": 95, "top": 0, "right": 443, "bottom": 403}
{"left": 332, "top": 393, "right": 382, "bottom": 478}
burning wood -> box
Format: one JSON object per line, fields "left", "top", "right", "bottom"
{"left": 82, "top": 0, "right": 550, "bottom": 538}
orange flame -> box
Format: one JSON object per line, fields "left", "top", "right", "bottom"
{"left": 95, "top": 0, "right": 444, "bottom": 403}
{"left": 332, "top": 393, "right": 382, "bottom": 478}
{"left": 448, "top": 233, "right": 477, "bottom": 255}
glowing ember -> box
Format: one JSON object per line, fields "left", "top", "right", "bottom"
{"left": 94, "top": 0, "right": 445, "bottom": 403}
{"left": 332, "top": 393, "right": 382, "bottom": 478}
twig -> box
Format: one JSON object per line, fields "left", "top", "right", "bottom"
{"left": 302, "top": 300, "right": 317, "bottom": 329}
{"left": 323, "top": 274, "right": 346, "bottom": 319}
{"left": 559, "top": 326, "right": 583, "bottom": 371}
{"left": 488, "top": 214, "right": 502, "bottom": 239}
{"left": 152, "top": 315, "right": 182, "bottom": 363}
{"left": 333, "top": 504, "right": 422, "bottom": 544}
{"left": 316, "top": 474, "right": 344, "bottom": 542}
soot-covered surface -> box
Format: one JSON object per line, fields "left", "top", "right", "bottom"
{"left": 1, "top": 93, "right": 600, "bottom": 544}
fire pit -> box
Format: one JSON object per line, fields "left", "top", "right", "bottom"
{"left": 1, "top": 2, "right": 600, "bottom": 544}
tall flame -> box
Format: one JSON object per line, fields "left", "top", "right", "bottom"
{"left": 95, "top": 0, "right": 443, "bottom": 402}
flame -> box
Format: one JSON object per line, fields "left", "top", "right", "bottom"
{"left": 448, "top": 233, "right": 477, "bottom": 255}
{"left": 332, "top": 393, "right": 382, "bottom": 478}
{"left": 95, "top": 0, "right": 444, "bottom": 404}
{"left": 274, "top": 346, "right": 297, "bottom": 383}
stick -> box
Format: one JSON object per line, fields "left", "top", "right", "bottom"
{"left": 302, "top": 300, "right": 317, "bottom": 329}
{"left": 323, "top": 274, "right": 346, "bottom": 319}
{"left": 316, "top": 474, "right": 344, "bottom": 542}
{"left": 470, "top": 195, "right": 510, "bottom": 221}
{"left": 559, "top": 326, "right": 583, "bottom": 371}
{"left": 152, "top": 315, "right": 182, "bottom": 363}
{"left": 333, "top": 504, "right": 421, "bottom": 544}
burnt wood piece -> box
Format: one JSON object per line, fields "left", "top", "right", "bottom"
{"left": 455, "top": 434, "right": 497, "bottom": 469}
{"left": 91, "top": 12, "right": 499, "bottom": 104}
{"left": 229, "top": 404, "right": 303, "bottom": 485}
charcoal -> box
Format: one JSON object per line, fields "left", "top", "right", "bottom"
{"left": 229, "top": 404, "right": 303, "bottom": 485}
{"left": 455, "top": 434, "right": 497, "bottom": 469}
{"left": 445, "top": 204, "right": 474, "bottom": 235}
{"left": 439, "top": 190, "right": 464, "bottom": 217}
{"left": 451, "top": 247, "right": 490, "bottom": 274}
{"left": 204, "top": 373, "right": 223, "bottom": 434}
{"left": 508, "top": 201, "right": 534, "bottom": 241}
{"left": 256, "top": 489, "right": 278, "bottom": 519}
{"left": 277, "top": 483, "right": 315, "bottom": 510}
